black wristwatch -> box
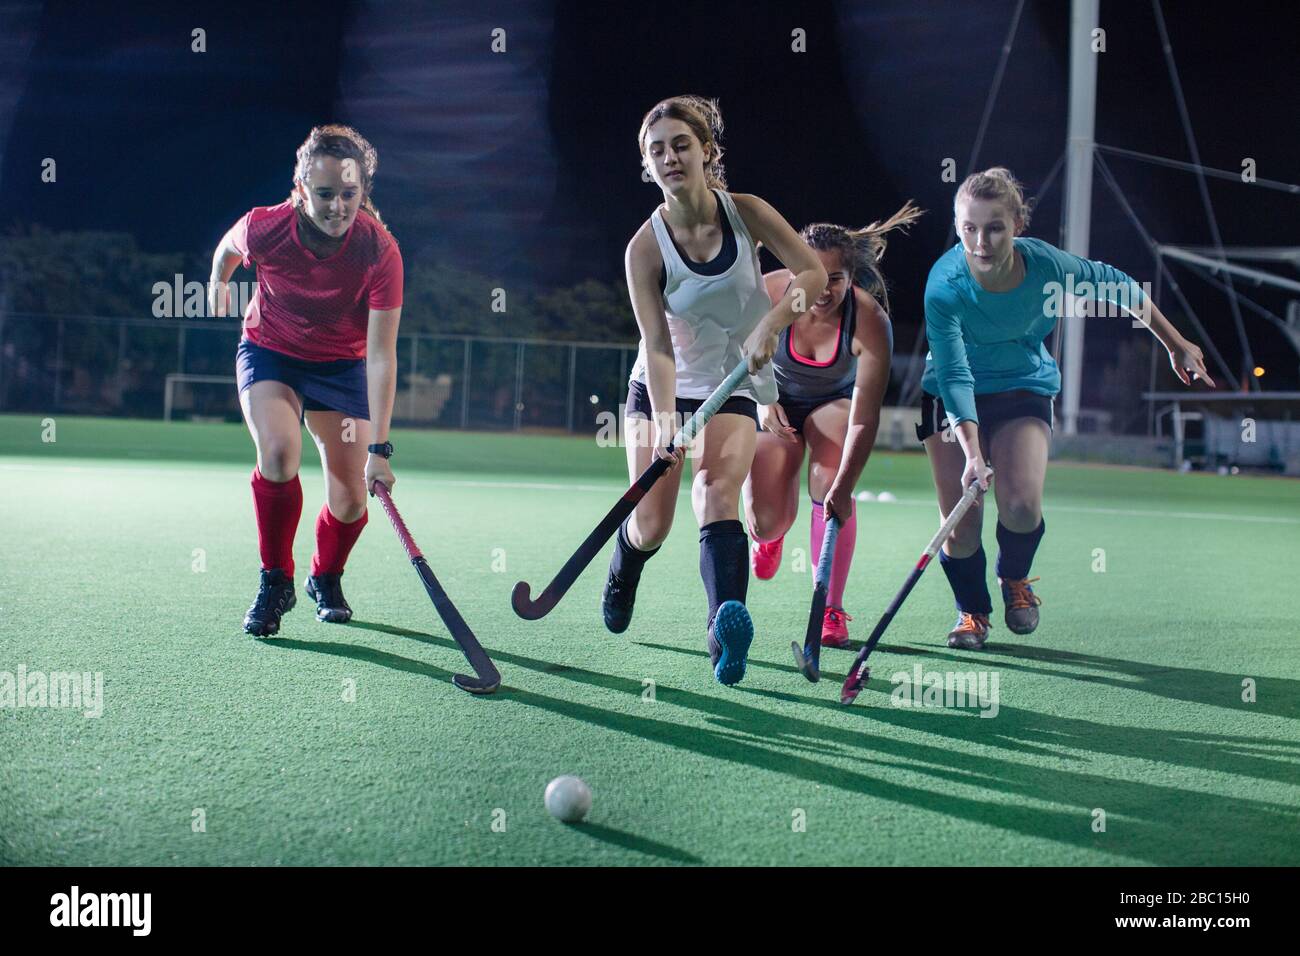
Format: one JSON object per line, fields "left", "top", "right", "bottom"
{"left": 367, "top": 442, "right": 394, "bottom": 459}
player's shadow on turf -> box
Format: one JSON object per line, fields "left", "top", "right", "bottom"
{"left": 897, "top": 642, "right": 1300, "bottom": 721}
{"left": 629, "top": 643, "right": 1299, "bottom": 862}
{"left": 642, "top": 636, "right": 1300, "bottom": 788}
{"left": 503, "top": 669, "right": 1300, "bottom": 865}
{"left": 326, "top": 622, "right": 1298, "bottom": 864}
{"left": 261, "top": 634, "right": 472, "bottom": 689}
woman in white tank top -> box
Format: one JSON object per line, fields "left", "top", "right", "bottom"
{"left": 602, "top": 95, "right": 828, "bottom": 688}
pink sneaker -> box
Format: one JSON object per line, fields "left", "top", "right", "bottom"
{"left": 751, "top": 536, "right": 783, "bottom": 580}
{"left": 821, "top": 607, "right": 853, "bottom": 648}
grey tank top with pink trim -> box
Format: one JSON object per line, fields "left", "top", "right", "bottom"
{"left": 773, "top": 284, "right": 857, "bottom": 402}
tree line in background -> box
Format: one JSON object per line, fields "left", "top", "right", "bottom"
{"left": 0, "top": 225, "right": 1189, "bottom": 433}
{"left": 0, "top": 225, "right": 639, "bottom": 342}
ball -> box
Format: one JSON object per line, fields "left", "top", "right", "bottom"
{"left": 856, "top": 491, "right": 876, "bottom": 502}
{"left": 544, "top": 775, "right": 592, "bottom": 823}
{"left": 877, "top": 491, "right": 897, "bottom": 503}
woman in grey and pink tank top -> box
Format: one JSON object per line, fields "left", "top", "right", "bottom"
{"left": 742, "top": 204, "right": 923, "bottom": 648}
{"left": 600, "top": 95, "right": 829, "bottom": 689}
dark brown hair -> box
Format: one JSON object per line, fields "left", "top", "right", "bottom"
{"left": 799, "top": 200, "right": 924, "bottom": 312}
{"left": 288, "top": 124, "right": 387, "bottom": 227}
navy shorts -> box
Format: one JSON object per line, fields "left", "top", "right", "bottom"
{"left": 915, "top": 389, "right": 1053, "bottom": 442}
{"left": 236, "top": 339, "right": 370, "bottom": 420}
{"left": 775, "top": 388, "right": 853, "bottom": 435}
{"left": 625, "top": 379, "right": 758, "bottom": 425}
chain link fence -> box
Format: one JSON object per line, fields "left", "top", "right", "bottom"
{"left": 0, "top": 313, "right": 638, "bottom": 433}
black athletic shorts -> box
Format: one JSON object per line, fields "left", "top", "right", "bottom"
{"left": 915, "top": 389, "right": 1053, "bottom": 442}
{"left": 775, "top": 388, "right": 853, "bottom": 435}
{"left": 237, "top": 339, "right": 370, "bottom": 420}
{"left": 625, "top": 379, "right": 759, "bottom": 425}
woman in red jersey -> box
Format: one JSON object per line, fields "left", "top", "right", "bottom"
{"left": 208, "top": 125, "right": 403, "bottom": 636}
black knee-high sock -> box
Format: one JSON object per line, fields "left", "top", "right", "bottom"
{"left": 996, "top": 519, "right": 1045, "bottom": 581}
{"left": 610, "top": 517, "right": 659, "bottom": 585}
{"left": 939, "top": 546, "right": 993, "bottom": 615}
{"left": 700, "top": 520, "right": 748, "bottom": 660}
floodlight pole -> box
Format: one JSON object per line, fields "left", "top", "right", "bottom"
{"left": 1061, "top": 0, "right": 1100, "bottom": 435}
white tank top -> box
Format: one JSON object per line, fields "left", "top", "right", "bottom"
{"left": 629, "top": 190, "right": 778, "bottom": 404}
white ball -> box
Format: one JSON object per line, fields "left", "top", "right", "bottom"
{"left": 877, "top": 491, "right": 897, "bottom": 503}
{"left": 856, "top": 491, "right": 876, "bottom": 502}
{"left": 544, "top": 775, "right": 592, "bottom": 823}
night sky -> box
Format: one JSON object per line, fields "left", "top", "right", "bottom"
{"left": 1, "top": 0, "right": 1297, "bottom": 389}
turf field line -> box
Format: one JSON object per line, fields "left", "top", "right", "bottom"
{"left": 0, "top": 461, "right": 622, "bottom": 494}
{"left": 3, "top": 461, "right": 1297, "bottom": 524}
{"left": 425, "top": 480, "right": 1300, "bottom": 525}
{"left": 431, "top": 478, "right": 621, "bottom": 493}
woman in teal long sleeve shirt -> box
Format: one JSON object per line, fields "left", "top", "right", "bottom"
{"left": 919, "top": 167, "right": 1215, "bottom": 649}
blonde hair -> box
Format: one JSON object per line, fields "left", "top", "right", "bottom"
{"left": 955, "top": 166, "right": 1032, "bottom": 232}
{"left": 288, "top": 124, "right": 388, "bottom": 228}
{"left": 638, "top": 95, "right": 727, "bottom": 189}
{"left": 800, "top": 200, "right": 924, "bottom": 312}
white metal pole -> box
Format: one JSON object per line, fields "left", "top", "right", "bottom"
{"left": 1061, "top": 0, "right": 1100, "bottom": 435}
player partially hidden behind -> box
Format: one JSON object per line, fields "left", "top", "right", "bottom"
{"left": 602, "top": 95, "right": 828, "bottom": 685}
{"left": 922, "top": 167, "right": 1216, "bottom": 649}
{"left": 209, "top": 125, "right": 404, "bottom": 637}
{"left": 743, "top": 204, "right": 921, "bottom": 648}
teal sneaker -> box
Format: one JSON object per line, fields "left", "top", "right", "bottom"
{"left": 710, "top": 600, "right": 754, "bottom": 686}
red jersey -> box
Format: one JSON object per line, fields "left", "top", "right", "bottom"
{"left": 230, "top": 201, "right": 403, "bottom": 362}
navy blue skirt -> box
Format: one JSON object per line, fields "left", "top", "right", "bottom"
{"left": 236, "top": 339, "right": 370, "bottom": 420}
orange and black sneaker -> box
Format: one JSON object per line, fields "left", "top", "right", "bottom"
{"left": 1000, "top": 577, "right": 1042, "bottom": 635}
{"left": 946, "top": 611, "right": 991, "bottom": 650}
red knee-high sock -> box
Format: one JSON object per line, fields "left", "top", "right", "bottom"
{"left": 311, "top": 504, "right": 368, "bottom": 576}
{"left": 250, "top": 468, "right": 303, "bottom": 577}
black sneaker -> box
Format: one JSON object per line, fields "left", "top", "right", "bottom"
{"left": 601, "top": 568, "right": 638, "bottom": 634}
{"left": 306, "top": 572, "right": 352, "bottom": 623}
{"left": 244, "top": 568, "right": 297, "bottom": 637}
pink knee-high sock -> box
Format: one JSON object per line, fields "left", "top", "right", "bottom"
{"left": 810, "top": 499, "right": 858, "bottom": 609}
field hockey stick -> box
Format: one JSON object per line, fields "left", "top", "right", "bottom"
{"left": 840, "top": 475, "right": 987, "bottom": 706}
{"left": 512, "top": 361, "right": 752, "bottom": 620}
{"left": 791, "top": 514, "right": 840, "bottom": 683}
{"left": 371, "top": 480, "right": 501, "bottom": 695}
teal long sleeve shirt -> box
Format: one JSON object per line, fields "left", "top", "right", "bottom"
{"left": 921, "top": 237, "right": 1146, "bottom": 425}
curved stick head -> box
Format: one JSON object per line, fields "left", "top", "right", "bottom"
{"left": 791, "top": 641, "right": 820, "bottom": 683}
{"left": 840, "top": 663, "right": 870, "bottom": 705}
{"left": 452, "top": 673, "right": 501, "bottom": 695}
{"left": 511, "top": 580, "right": 550, "bottom": 620}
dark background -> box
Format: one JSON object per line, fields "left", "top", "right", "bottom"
{"left": 1, "top": 0, "right": 1296, "bottom": 418}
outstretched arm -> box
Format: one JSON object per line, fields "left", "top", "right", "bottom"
{"left": 825, "top": 291, "right": 892, "bottom": 522}
{"left": 1134, "top": 297, "right": 1216, "bottom": 388}
{"left": 1050, "top": 245, "right": 1216, "bottom": 387}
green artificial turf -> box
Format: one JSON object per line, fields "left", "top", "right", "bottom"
{"left": 1, "top": 414, "right": 1298, "bottom": 866}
